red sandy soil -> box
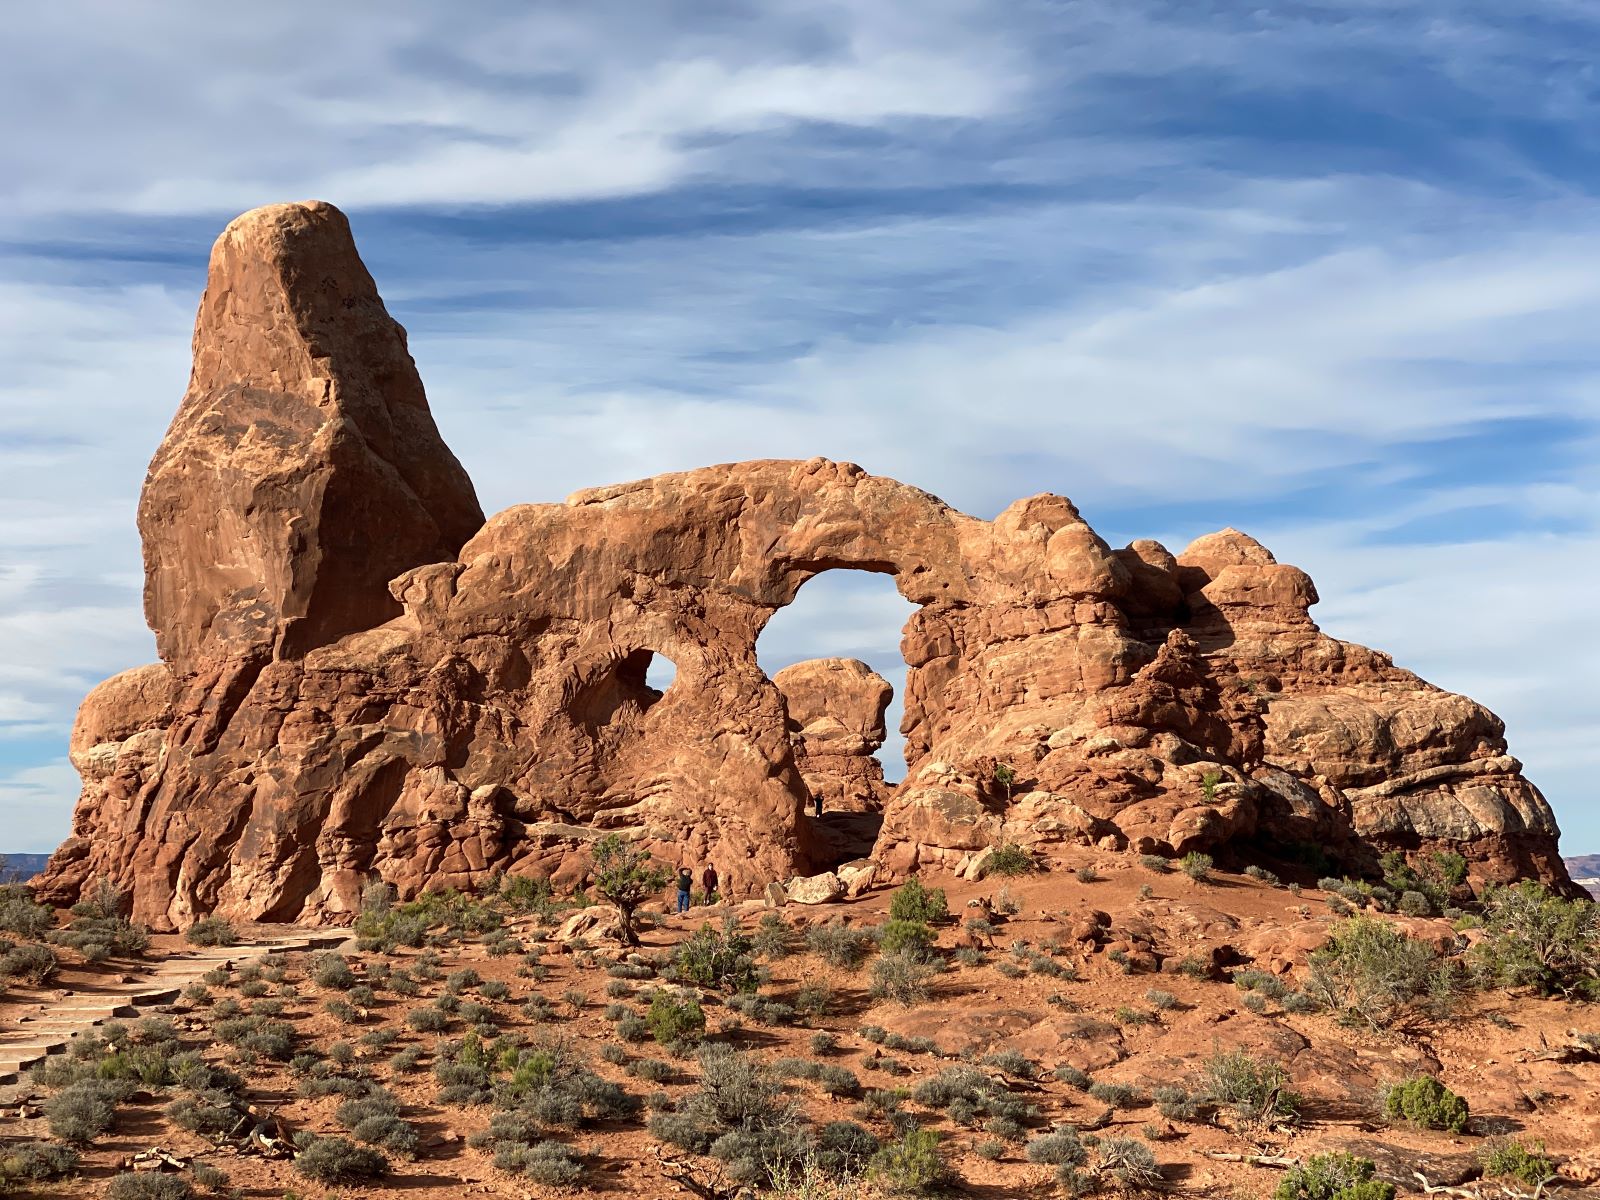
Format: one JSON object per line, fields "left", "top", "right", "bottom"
{"left": 3, "top": 849, "right": 1598, "bottom": 1198}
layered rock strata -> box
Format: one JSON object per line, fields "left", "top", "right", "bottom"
{"left": 37, "top": 202, "right": 1575, "bottom": 926}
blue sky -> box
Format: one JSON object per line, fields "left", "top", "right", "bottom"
{"left": 1, "top": 1, "right": 1596, "bottom": 853}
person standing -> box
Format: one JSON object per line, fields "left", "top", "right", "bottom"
{"left": 813, "top": 794, "right": 824, "bottom": 819}
{"left": 676, "top": 865, "right": 693, "bottom": 915}
{"left": 700, "top": 864, "right": 719, "bottom": 903}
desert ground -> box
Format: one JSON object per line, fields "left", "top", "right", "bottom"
{"left": 2, "top": 844, "right": 1597, "bottom": 1199}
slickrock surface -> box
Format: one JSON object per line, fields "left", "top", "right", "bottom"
{"left": 37, "top": 201, "right": 1574, "bottom": 928}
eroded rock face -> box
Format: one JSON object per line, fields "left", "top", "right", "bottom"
{"left": 774, "top": 658, "right": 894, "bottom": 814}
{"left": 37, "top": 202, "right": 1575, "bottom": 927}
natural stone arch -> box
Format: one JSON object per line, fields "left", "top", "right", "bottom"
{"left": 36, "top": 201, "right": 1574, "bottom": 928}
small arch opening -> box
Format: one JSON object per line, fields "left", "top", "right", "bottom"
{"left": 573, "top": 647, "right": 680, "bottom": 730}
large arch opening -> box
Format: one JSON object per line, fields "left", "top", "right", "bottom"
{"left": 758, "top": 569, "right": 916, "bottom": 863}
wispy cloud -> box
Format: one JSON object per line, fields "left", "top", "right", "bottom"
{"left": 2, "top": 1, "right": 1598, "bottom": 852}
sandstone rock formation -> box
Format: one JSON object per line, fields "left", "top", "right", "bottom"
{"left": 773, "top": 658, "right": 894, "bottom": 814}
{"left": 37, "top": 201, "right": 1576, "bottom": 927}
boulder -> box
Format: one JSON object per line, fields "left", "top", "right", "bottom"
{"left": 785, "top": 872, "right": 845, "bottom": 905}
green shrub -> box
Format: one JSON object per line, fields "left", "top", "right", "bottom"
{"left": 870, "top": 1127, "right": 950, "bottom": 1194}
{"left": 1470, "top": 881, "right": 1600, "bottom": 999}
{"left": 646, "top": 991, "right": 705, "bottom": 1047}
{"left": 1139, "top": 854, "right": 1170, "bottom": 873}
{"left": 1432, "top": 852, "right": 1469, "bottom": 888}
{"left": 1480, "top": 1139, "right": 1555, "bottom": 1188}
{"left": 988, "top": 843, "right": 1035, "bottom": 876}
{"left": 294, "top": 1135, "right": 387, "bottom": 1183}
{"left": 1381, "top": 1075, "right": 1468, "bottom": 1133}
{"left": 879, "top": 919, "right": 937, "bottom": 961}
{"left": 184, "top": 916, "right": 237, "bottom": 947}
{"left": 889, "top": 878, "right": 948, "bottom": 924}
{"left": 1274, "top": 1152, "right": 1394, "bottom": 1200}
{"left": 1308, "top": 914, "right": 1454, "bottom": 1030}
{"left": 1179, "top": 852, "right": 1214, "bottom": 882}
{"left": 669, "top": 920, "right": 759, "bottom": 993}
{"left": 1203, "top": 1050, "right": 1301, "bottom": 1126}
{"left": 589, "top": 834, "right": 672, "bottom": 946}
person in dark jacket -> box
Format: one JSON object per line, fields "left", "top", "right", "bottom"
{"left": 701, "top": 864, "right": 719, "bottom": 903}
{"left": 676, "top": 866, "right": 693, "bottom": 914}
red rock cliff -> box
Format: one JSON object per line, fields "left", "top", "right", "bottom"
{"left": 36, "top": 203, "right": 1575, "bottom": 926}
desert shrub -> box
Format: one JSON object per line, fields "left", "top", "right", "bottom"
{"left": 982, "top": 1049, "right": 1037, "bottom": 1080}
{"left": 753, "top": 913, "right": 797, "bottom": 959}
{"left": 0, "top": 1140, "right": 79, "bottom": 1186}
{"left": 1245, "top": 865, "right": 1282, "bottom": 885}
{"left": 45, "top": 1080, "right": 121, "bottom": 1144}
{"left": 1470, "top": 881, "right": 1600, "bottom": 999}
{"left": 1480, "top": 1139, "right": 1555, "bottom": 1187}
{"left": 879, "top": 919, "right": 937, "bottom": 962}
{"left": 809, "top": 1031, "right": 840, "bottom": 1055}
{"left": 1380, "top": 1075, "right": 1468, "bottom": 1133}
{"left": 1308, "top": 915, "right": 1452, "bottom": 1030}
{"left": 1074, "top": 865, "right": 1099, "bottom": 884}
{"left": 647, "top": 991, "right": 706, "bottom": 1047}
{"left": 987, "top": 842, "right": 1036, "bottom": 876}
{"left": 648, "top": 1045, "right": 808, "bottom": 1182}
{"left": 807, "top": 923, "right": 877, "bottom": 970}
{"left": 184, "top": 916, "right": 237, "bottom": 947}
{"left": 407, "top": 1006, "right": 449, "bottom": 1033}
{"left": 669, "top": 920, "right": 759, "bottom": 993}
{"left": 1026, "top": 1127, "right": 1087, "bottom": 1166}
{"left": 494, "top": 1140, "right": 586, "bottom": 1184}
{"left": 1086, "top": 1081, "right": 1142, "bottom": 1109}
{"left": 617, "top": 1014, "right": 649, "bottom": 1042}
{"left": 1433, "top": 851, "right": 1469, "bottom": 888}
{"left": 794, "top": 979, "right": 835, "bottom": 1017}
{"left": 0, "top": 884, "right": 55, "bottom": 938}
{"left": 889, "top": 878, "right": 948, "bottom": 925}
{"left": 1053, "top": 1065, "right": 1092, "bottom": 1089}
{"left": 628, "top": 1056, "right": 674, "bottom": 1082}
{"left": 1398, "top": 890, "right": 1434, "bottom": 917}
{"left": 311, "top": 952, "right": 356, "bottom": 990}
{"left": 1234, "top": 968, "right": 1289, "bottom": 998}
{"left": 870, "top": 1127, "right": 950, "bottom": 1194}
{"left": 55, "top": 879, "right": 149, "bottom": 957}
{"left": 1154, "top": 1085, "right": 1201, "bottom": 1120}
{"left": 1097, "top": 1136, "right": 1160, "bottom": 1187}
{"left": 1274, "top": 1152, "right": 1394, "bottom": 1200}
{"left": 166, "top": 1090, "right": 242, "bottom": 1136}
{"left": 105, "top": 1174, "right": 193, "bottom": 1200}
{"left": 1179, "top": 852, "right": 1214, "bottom": 882}
{"left": 0, "top": 941, "right": 58, "bottom": 984}
{"left": 870, "top": 949, "right": 938, "bottom": 1005}
{"left": 1203, "top": 1050, "right": 1301, "bottom": 1126}
{"left": 294, "top": 1135, "right": 387, "bottom": 1183}
{"left": 1139, "top": 854, "right": 1170, "bottom": 873}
